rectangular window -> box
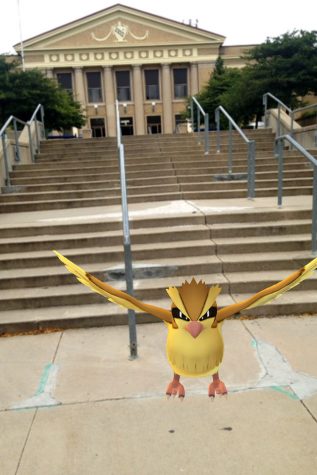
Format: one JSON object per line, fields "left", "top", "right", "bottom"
{"left": 86, "top": 72, "right": 103, "bottom": 103}
{"left": 116, "top": 70, "right": 131, "bottom": 101}
{"left": 173, "top": 68, "right": 188, "bottom": 98}
{"left": 144, "top": 69, "right": 160, "bottom": 100}
{"left": 56, "top": 72, "right": 73, "bottom": 95}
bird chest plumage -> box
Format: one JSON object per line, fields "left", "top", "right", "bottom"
{"left": 166, "top": 321, "right": 224, "bottom": 377}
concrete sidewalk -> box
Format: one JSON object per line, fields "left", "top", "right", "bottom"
{"left": 1, "top": 317, "right": 317, "bottom": 475}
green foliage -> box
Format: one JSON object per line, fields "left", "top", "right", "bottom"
{"left": 192, "top": 30, "right": 317, "bottom": 128}
{"left": 246, "top": 30, "right": 317, "bottom": 107}
{"left": 195, "top": 57, "right": 242, "bottom": 128}
{"left": 0, "top": 55, "right": 85, "bottom": 131}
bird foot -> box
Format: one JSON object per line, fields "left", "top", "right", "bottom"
{"left": 166, "top": 380, "right": 185, "bottom": 399}
{"left": 208, "top": 379, "right": 228, "bottom": 398}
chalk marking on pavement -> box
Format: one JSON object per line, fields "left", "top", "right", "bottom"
{"left": 251, "top": 338, "right": 317, "bottom": 400}
{"left": 11, "top": 363, "right": 61, "bottom": 410}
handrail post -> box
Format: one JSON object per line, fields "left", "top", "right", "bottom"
{"left": 263, "top": 94, "right": 268, "bottom": 127}
{"left": 115, "top": 100, "right": 137, "bottom": 359}
{"left": 228, "top": 121, "right": 233, "bottom": 174}
{"left": 247, "top": 140, "right": 256, "bottom": 200}
{"left": 215, "top": 109, "right": 220, "bottom": 153}
{"left": 190, "top": 98, "right": 194, "bottom": 133}
{"left": 118, "top": 143, "right": 137, "bottom": 358}
{"left": 40, "top": 105, "right": 45, "bottom": 139}
{"left": 197, "top": 108, "right": 201, "bottom": 143}
{"left": 277, "top": 104, "right": 281, "bottom": 137}
{"left": 277, "top": 138, "right": 284, "bottom": 208}
{"left": 34, "top": 119, "right": 40, "bottom": 153}
{"left": 1, "top": 133, "right": 11, "bottom": 188}
{"left": 27, "top": 122, "right": 35, "bottom": 162}
{"left": 204, "top": 113, "right": 209, "bottom": 155}
{"left": 13, "top": 118, "right": 20, "bottom": 162}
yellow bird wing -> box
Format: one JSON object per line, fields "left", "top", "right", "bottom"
{"left": 216, "top": 257, "right": 317, "bottom": 322}
{"left": 53, "top": 251, "right": 173, "bottom": 324}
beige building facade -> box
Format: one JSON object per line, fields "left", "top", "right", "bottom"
{"left": 14, "top": 4, "right": 253, "bottom": 137}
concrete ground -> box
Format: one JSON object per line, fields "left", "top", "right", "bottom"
{"left": 0, "top": 195, "right": 314, "bottom": 227}
{"left": 1, "top": 317, "right": 317, "bottom": 475}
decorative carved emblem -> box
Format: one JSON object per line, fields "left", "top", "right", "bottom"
{"left": 91, "top": 21, "right": 149, "bottom": 42}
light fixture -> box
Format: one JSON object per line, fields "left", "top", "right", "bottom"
{"left": 123, "top": 103, "right": 127, "bottom": 113}
{"left": 151, "top": 101, "right": 156, "bottom": 112}
{"left": 94, "top": 104, "right": 98, "bottom": 114}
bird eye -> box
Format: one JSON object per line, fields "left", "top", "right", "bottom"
{"left": 199, "top": 306, "right": 217, "bottom": 321}
{"left": 172, "top": 307, "right": 190, "bottom": 321}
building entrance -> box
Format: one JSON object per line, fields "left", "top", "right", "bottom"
{"left": 90, "top": 118, "right": 106, "bottom": 137}
{"left": 147, "top": 115, "right": 162, "bottom": 134}
{"left": 120, "top": 117, "right": 134, "bottom": 135}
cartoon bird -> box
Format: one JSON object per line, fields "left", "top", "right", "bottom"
{"left": 54, "top": 251, "right": 317, "bottom": 399}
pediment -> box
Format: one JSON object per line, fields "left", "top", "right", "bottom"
{"left": 17, "top": 4, "right": 225, "bottom": 51}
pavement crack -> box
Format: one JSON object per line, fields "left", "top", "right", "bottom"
{"left": 52, "top": 331, "right": 64, "bottom": 363}
{"left": 15, "top": 409, "right": 38, "bottom": 475}
{"left": 300, "top": 400, "right": 317, "bottom": 424}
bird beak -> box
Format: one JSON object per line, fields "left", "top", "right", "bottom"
{"left": 185, "top": 321, "right": 204, "bottom": 338}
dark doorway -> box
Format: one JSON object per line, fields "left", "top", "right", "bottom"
{"left": 147, "top": 115, "right": 162, "bottom": 134}
{"left": 90, "top": 118, "right": 106, "bottom": 137}
{"left": 120, "top": 117, "right": 134, "bottom": 135}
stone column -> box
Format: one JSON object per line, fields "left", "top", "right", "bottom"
{"left": 103, "top": 66, "right": 116, "bottom": 137}
{"left": 161, "top": 63, "right": 173, "bottom": 134}
{"left": 132, "top": 65, "right": 145, "bottom": 136}
{"left": 74, "top": 67, "right": 86, "bottom": 105}
{"left": 46, "top": 68, "right": 54, "bottom": 79}
{"left": 190, "top": 63, "right": 199, "bottom": 96}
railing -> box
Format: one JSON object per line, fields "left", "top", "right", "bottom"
{"left": 190, "top": 96, "right": 209, "bottom": 154}
{"left": 275, "top": 134, "right": 317, "bottom": 255}
{"left": 263, "top": 92, "right": 292, "bottom": 137}
{"left": 115, "top": 100, "right": 137, "bottom": 359}
{"left": 0, "top": 104, "right": 45, "bottom": 189}
{"left": 215, "top": 106, "right": 256, "bottom": 199}
{"left": 263, "top": 93, "right": 317, "bottom": 147}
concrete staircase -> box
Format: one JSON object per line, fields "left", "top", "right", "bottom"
{"left": 0, "top": 130, "right": 316, "bottom": 333}
{"left": 0, "top": 130, "right": 313, "bottom": 213}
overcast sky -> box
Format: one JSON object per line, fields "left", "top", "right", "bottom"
{"left": 1, "top": 0, "right": 316, "bottom": 53}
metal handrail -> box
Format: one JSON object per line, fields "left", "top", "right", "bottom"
{"left": 190, "top": 96, "right": 209, "bottom": 154}
{"left": 215, "top": 106, "right": 256, "bottom": 199}
{"left": 115, "top": 100, "right": 137, "bottom": 358}
{"left": 263, "top": 93, "right": 292, "bottom": 138}
{"left": 275, "top": 134, "right": 317, "bottom": 255}
{"left": 28, "top": 104, "right": 45, "bottom": 157}
{"left": 0, "top": 104, "right": 45, "bottom": 189}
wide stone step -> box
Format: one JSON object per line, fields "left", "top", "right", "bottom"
{"left": 0, "top": 255, "right": 222, "bottom": 290}
{"left": 2, "top": 176, "right": 314, "bottom": 203}
{"left": 6, "top": 168, "right": 313, "bottom": 193}
{"left": 0, "top": 240, "right": 215, "bottom": 269}
{"left": 14, "top": 153, "right": 307, "bottom": 174}
{"left": 0, "top": 268, "right": 315, "bottom": 315}
{"left": 0, "top": 272, "right": 229, "bottom": 311}
{"left": 10, "top": 161, "right": 307, "bottom": 186}
{"left": 1, "top": 288, "right": 315, "bottom": 333}
{"left": 0, "top": 224, "right": 210, "bottom": 253}
{"left": 0, "top": 207, "right": 309, "bottom": 239}
{"left": 0, "top": 186, "right": 313, "bottom": 213}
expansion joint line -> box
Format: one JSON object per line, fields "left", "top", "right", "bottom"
{"left": 15, "top": 409, "right": 38, "bottom": 475}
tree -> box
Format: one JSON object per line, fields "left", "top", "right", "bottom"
{"left": 0, "top": 55, "right": 85, "bottom": 131}
{"left": 247, "top": 30, "right": 317, "bottom": 105}
{"left": 195, "top": 57, "right": 242, "bottom": 129}
{"left": 192, "top": 30, "right": 317, "bottom": 128}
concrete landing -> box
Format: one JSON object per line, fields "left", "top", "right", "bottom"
{"left": 1, "top": 317, "right": 317, "bottom": 475}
